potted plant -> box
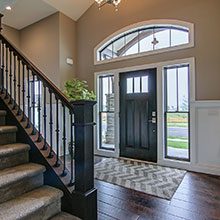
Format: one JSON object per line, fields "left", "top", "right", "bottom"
{"left": 63, "top": 79, "right": 96, "bottom": 101}
{"left": 64, "top": 79, "right": 96, "bottom": 156}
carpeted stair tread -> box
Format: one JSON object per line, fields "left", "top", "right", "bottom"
{"left": 0, "top": 110, "right": 7, "bottom": 116}
{"left": 0, "top": 108, "right": 66, "bottom": 218}
{"left": 0, "top": 163, "right": 45, "bottom": 188}
{"left": 0, "top": 126, "right": 18, "bottom": 134}
{"left": 0, "top": 143, "right": 30, "bottom": 158}
{"left": 0, "top": 186, "right": 63, "bottom": 220}
{"left": 50, "top": 212, "right": 81, "bottom": 220}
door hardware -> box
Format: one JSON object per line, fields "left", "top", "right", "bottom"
{"left": 152, "top": 111, "right": 156, "bottom": 117}
{"left": 148, "top": 118, "right": 156, "bottom": 124}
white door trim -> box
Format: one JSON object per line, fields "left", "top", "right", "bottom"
{"left": 94, "top": 57, "right": 196, "bottom": 169}
{"left": 94, "top": 72, "right": 120, "bottom": 158}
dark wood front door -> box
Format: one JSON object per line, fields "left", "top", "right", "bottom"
{"left": 120, "top": 68, "right": 157, "bottom": 162}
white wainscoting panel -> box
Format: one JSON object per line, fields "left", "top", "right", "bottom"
{"left": 194, "top": 101, "right": 220, "bottom": 175}
{"left": 159, "top": 101, "right": 220, "bottom": 176}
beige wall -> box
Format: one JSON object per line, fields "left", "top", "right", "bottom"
{"left": 2, "top": 24, "right": 20, "bottom": 48}
{"left": 2, "top": 0, "right": 220, "bottom": 99}
{"left": 76, "top": 0, "right": 220, "bottom": 100}
{"left": 59, "top": 13, "right": 77, "bottom": 89}
{"left": 20, "top": 13, "right": 60, "bottom": 86}
{"left": 2, "top": 12, "right": 76, "bottom": 89}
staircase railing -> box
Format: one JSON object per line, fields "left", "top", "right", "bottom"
{"left": 0, "top": 16, "right": 97, "bottom": 220}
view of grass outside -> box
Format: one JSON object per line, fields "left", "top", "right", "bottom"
{"left": 165, "top": 65, "right": 189, "bottom": 159}
{"left": 166, "top": 113, "right": 189, "bottom": 150}
{"left": 167, "top": 139, "right": 188, "bottom": 149}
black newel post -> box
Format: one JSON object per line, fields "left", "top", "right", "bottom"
{"left": 71, "top": 100, "right": 97, "bottom": 220}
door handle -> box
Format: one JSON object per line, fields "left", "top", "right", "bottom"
{"left": 148, "top": 117, "right": 157, "bottom": 124}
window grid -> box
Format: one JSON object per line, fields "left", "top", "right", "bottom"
{"left": 164, "top": 65, "right": 190, "bottom": 161}
{"left": 126, "top": 76, "right": 149, "bottom": 94}
{"left": 99, "top": 26, "right": 189, "bottom": 61}
{"left": 99, "top": 75, "right": 115, "bottom": 151}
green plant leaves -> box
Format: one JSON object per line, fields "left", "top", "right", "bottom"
{"left": 63, "top": 79, "right": 96, "bottom": 101}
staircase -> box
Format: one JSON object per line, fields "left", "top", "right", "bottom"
{"left": 0, "top": 14, "right": 97, "bottom": 219}
{"left": 0, "top": 110, "right": 79, "bottom": 219}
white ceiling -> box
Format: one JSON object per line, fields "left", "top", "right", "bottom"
{"left": 43, "top": 0, "right": 94, "bottom": 21}
{"left": 0, "top": 0, "right": 16, "bottom": 10}
{"left": 2, "top": 0, "right": 57, "bottom": 30}
{"left": 1, "top": 0, "right": 94, "bottom": 30}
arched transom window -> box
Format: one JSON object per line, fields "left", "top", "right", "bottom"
{"left": 95, "top": 21, "right": 194, "bottom": 64}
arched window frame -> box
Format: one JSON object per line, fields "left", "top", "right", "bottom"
{"left": 94, "top": 20, "right": 194, "bottom": 65}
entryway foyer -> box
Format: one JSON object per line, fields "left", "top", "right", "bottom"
{"left": 0, "top": 0, "right": 220, "bottom": 219}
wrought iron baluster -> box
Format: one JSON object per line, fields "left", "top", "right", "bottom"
{"left": 17, "top": 59, "right": 21, "bottom": 115}
{"left": 21, "top": 62, "right": 26, "bottom": 122}
{"left": 37, "top": 77, "right": 42, "bottom": 142}
{"left": 42, "top": 84, "right": 47, "bottom": 150}
{"left": 8, "top": 49, "right": 12, "bottom": 104}
{"left": 69, "top": 111, "right": 75, "bottom": 186}
{"left": 31, "top": 73, "right": 36, "bottom": 135}
{"left": 61, "top": 104, "right": 67, "bottom": 176}
{"left": 0, "top": 41, "right": 1, "bottom": 93}
{"left": 5, "top": 46, "right": 8, "bottom": 98}
{"left": 26, "top": 68, "right": 31, "bottom": 128}
{"left": 48, "top": 89, "right": 54, "bottom": 158}
{"left": 0, "top": 35, "right": 97, "bottom": 217}
{"left": 55, "top": 97, "right": 60, "bottom": 167}
{"left": 0, "top": 40, "right": 1, "bottom": 93}
{"left": 12, "top": 53, "right": 17, "bottom": 109}
{"left": 0, "top": 42, "right": 4, "bottom": 94}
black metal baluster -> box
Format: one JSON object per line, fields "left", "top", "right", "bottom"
{"left": 55, "top": 97, "right": 60, "bottom": 167}
{"left": 8, "top": 49, "right": 12, "bottom": 104}
{"left": 42, "top": 84, "right": 47, "bottom": 150}
{"left": 21, "top": 62, "right": 26, "bottom": 122}
{"left": 5, "top": 46, "right": 8, "bottom": 98}
{"left": 37, "top": 77, "right": 42, "bottom": 142}
{"left": 69, "top": 111, "right": 75, "bottom": 186}
{"left": 0, "top": 40, "right": 1, "bottom": 89}
{"left": 26, "top": 68, "right": 31, "bottom": 128}
{"left": 61, "top": 104, "right": 67, "bottom": 176}
{"left": 48, "top": 89, "right": 54, "bottom": 158}
{"left": 12, "top": 53, "right": 17, "bottom": 109}
{"left": 17, "top": 59, "right": 21, "bottom": 115}
{"left": 31, "top": 73, "right": 36, "bottom": 135}
{"left": 0, "top": 42, "right": 4, "bottom": 94}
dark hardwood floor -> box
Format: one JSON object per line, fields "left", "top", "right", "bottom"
{"left": 94, "top": 158, "right": 220, "bottom": 220}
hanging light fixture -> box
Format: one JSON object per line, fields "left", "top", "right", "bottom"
{"left": 95, "top": 0, "right": 122, "bottom": 11}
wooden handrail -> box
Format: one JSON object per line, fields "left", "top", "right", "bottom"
{"left": 0, "top": 34, "right": 73, "bottom": 110}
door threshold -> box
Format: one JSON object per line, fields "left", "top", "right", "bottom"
{"left": 119, "top": 156, "right": 157, "bottom": 165}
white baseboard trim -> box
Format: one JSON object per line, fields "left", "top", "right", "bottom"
{"left": 192, "top": 100, "right": 220, "bottom": 108}
{"left": 191, "top": 164, "right": 220, "bottom": 176}
{"left": 158, "top": 160, "right": 220, "bottom": 176}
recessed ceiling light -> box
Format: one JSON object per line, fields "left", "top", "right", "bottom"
{"left": 6, "top": 6, "right": 12, "bottom": 11}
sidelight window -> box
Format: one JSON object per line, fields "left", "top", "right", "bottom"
{"left": 98, "top": 75, "right": 115, "bottom": 151}
{"left": 164, "top": 65, "right": 190, "bottom": 161}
